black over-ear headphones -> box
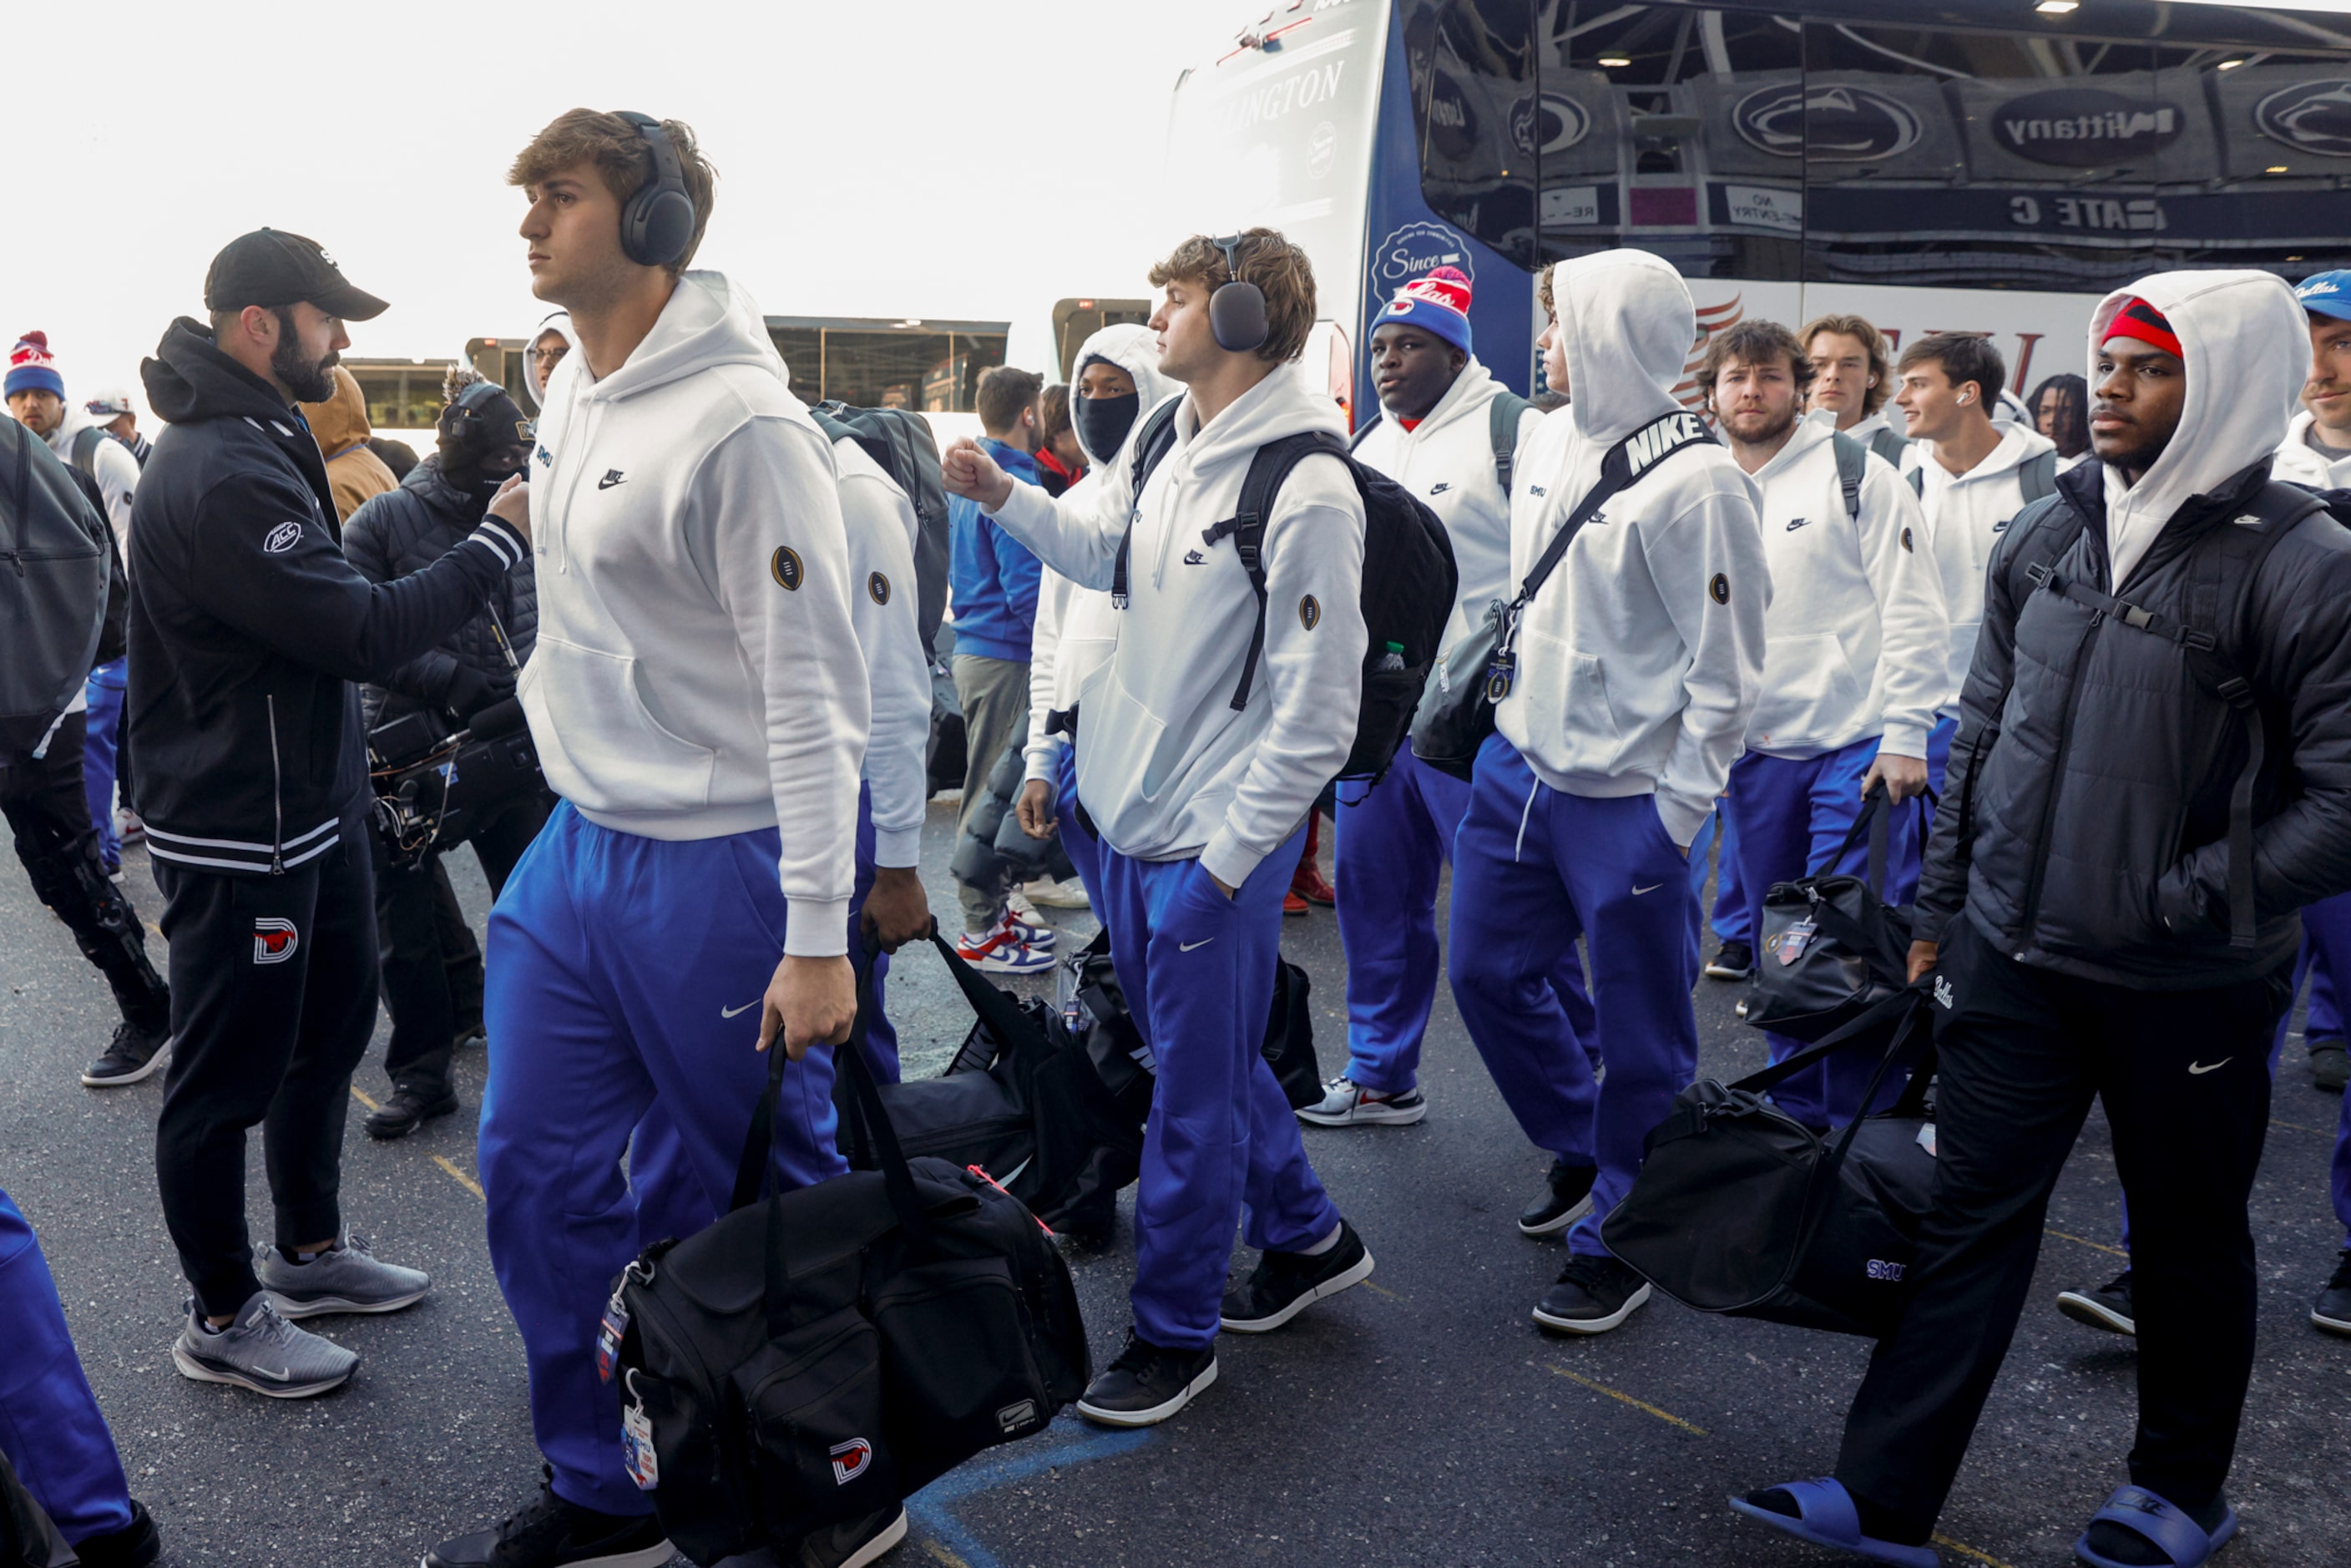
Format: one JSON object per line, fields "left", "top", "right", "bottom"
{"left": 1209, "top": 234, "right": 1269, "bottom": 354}
{"left": 615, "top": 111, "right": 696, "bottom": 269}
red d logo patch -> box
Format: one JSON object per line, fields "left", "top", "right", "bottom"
{"left": 253, "top": 918, "right": 300, "bottom": 965}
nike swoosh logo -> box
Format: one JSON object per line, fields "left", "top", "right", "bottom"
{"left": 598, "top": 470, "right": 626, "bottom": 490}
{"left": 1179, "top": 938, "right": 1214, "bottom": 953}
{"left": 720, "top": 1001, "right": 759, "bottom": 1019}
{"left": 2187, "top": 1058, "right": 2232, "bottom": 1075}
{"left": 260, "top": 1366, "right": 293, "bottom": 1381}
{"left": 1631, "top": 883, "right": 1663, "bottom": 896}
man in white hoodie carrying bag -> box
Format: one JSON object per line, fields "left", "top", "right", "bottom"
{"left": 1732, "top": 273, "right": 2351, "bottom": 1568}
{"left": 1701, "top": 319, "right": 1948, "bottom": 1130}
{"left": 1893, "top": 332, "right": 2059, "bottom": 806}
{"left": 1302, "top": 266, "right": 1599, "bottom": 1151}
{"left": 432, "top": 112, "right": 876, "bottom": 1568}
{"left": 1445, "top": 250, "right": 1767, "bottom": 1337}
{"left": 944, "top": 230, "right": 1374, "bottom": 1429}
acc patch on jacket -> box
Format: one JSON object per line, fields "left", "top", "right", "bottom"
{"left": 263, "top": 520, "right": 303, "bottom": 554}
{"left": 771, "top": 546, "right": 804, "bottom": 591}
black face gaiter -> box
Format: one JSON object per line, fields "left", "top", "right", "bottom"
{"left": 1075, "top": 392, "right": 1141, "bottom": 466}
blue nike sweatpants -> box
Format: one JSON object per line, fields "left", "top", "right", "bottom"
{"left": 1097, "top": 830, "right": 1340, "bottom": 1350}
{"left": 1922, "top": 711, "right": 1959, "bottom": 836}
{"left": 482, "top": 802, "right": 846, "bottom": 1518}
{"left": 1054, "top": 744, "right": 1105, "bottom": 915}
{"left": 0, "top": 1186, "right": 133, "bottom": 1547}
{"left": 1446, "top": 735, "right": 1697, "bottom": 1257}
{"left": 1332, "top": 748, "right": 1595, "bottom": 1095}
{"left": 82, "top": 660, "right": 125, "bottom": 872}
{"left": 1727, "top": 736, "right": 1922, "bottom": 1129}
{"left": 628, "top": 785, "right": 901, "bottom": 1258}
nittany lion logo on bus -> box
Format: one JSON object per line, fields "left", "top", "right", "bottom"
{"left": 1733, "top": 83, "right": 1922, "bottom": 162}
{"left": 2257, "top": 80, "right": 2351, "bottom": 158}
{"left": 1512, "top": 93, "right": 1593, "bottom": 159}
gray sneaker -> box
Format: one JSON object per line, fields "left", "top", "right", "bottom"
{"left": 171, "top": 1292, "right": 356, "bottom": 1398}
{"left": 259, "top": 1230, "right": 428, "bottom": 1318}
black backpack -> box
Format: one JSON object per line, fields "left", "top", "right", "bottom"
{"left": 614, "top": 954, "right": 1088, "bottom": 1566}
{"left": 1121, "top": 398, "right": 1459, "bottom": 784}
{"left": 809, "top": 402, "right": 952, "bottom": 660}
{"left": 1, "top": 421, "right": 112, "bottom": 763}
{"left": 1349, "top": 388, "right": 1533, "bottom": 501}
{"left": 1905, "top": 447, "right": 2057, "bottom": 507}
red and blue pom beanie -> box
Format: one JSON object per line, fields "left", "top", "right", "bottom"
{"left": 7, "top": 331, "right": 65, "bottom": 400}
{"left": 1372, "top": 266, "right": 1474, "bottom": 356}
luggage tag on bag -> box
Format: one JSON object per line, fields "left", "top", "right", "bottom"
{"left": 595, "top": 1283, "right": 630, "bottom": 1384}
{"left": 1484, "top": 650, "right": 1516, "bottom": 704}
{"left": 620, "top": 1370, "right": 660, "bottom": 1490}
{"left": 1772, "top": 918, "right": 1818, "bottom": 966}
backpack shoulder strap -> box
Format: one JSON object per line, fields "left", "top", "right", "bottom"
{"left": 1112, "top": 399, "right": 1185, "bottom": 609}
{"left": 2018, "top": 448, "right": 2059, "bottom": 504}
{"left": 1347, "top": 412, "right": 1383, "bottom": 453}
{"left": 1487, "top": 390, "right": 1533, "bottom": 500}
{"left": 1198, "top": 431, "right": 1347, "bottom": 713}
{"left": 1869, "top": 425, "right": 1908, "bottom": 468}
{"left": 1907, "top": 466, "right": 1924, "bottom": 498}
{"left": 70, "top": 426, "right": 105, "bottom": 480}
{"left": 1830, "top": 431, "right": 1867, "bottom": 524}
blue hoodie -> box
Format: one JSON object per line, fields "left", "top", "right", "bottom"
{"left": 948, "top": 438, "right": 1044, "bottom": 660}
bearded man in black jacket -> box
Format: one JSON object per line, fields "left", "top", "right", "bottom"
{"left": 129, "top": 230, "right": 532, "bottom": 1401}
{"left": 343, "top": 373, "right": 549, "bottom": 1140}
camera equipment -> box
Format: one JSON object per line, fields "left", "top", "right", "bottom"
{"left": 368, "top": 604, "right": 544, "bottom": 866}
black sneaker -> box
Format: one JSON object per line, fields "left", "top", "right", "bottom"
{"left": 1705, "top": 940, "right": 1754, "bottom": 981}
{"left": 423, "top": 1469, "right": 672, "bottom": 1568}
{"left": 2056, "top": 1269, "right": 2136, "bottom": 1336}
{"left": 2312, "top": 1040, "right": 2350, "bottom": 1093}
{"left": 366, "top": 1085, "right": 459, "bottom": 1141}
{"left": 70, "top": 1498, "right": 161, "bottom": 1568}
{"left": 81, "top": 1015, "right": 170, "bottom": 1087}
{"left": 1533, "top": 1252, "right": 1652, "bottom": 1335}
{"left": 796, "top": 1505, "right": 908, "bottom": 1568}
{"left": 1221, "top": 1221, "right": 1374, "bottom": 1333}
{"left": 1519, "top": 1159, "right": 1599, "bottom": 1237}
{"left": 1074, "top": 1330, "right": 1217, "bottom": 1428}
{"left": 2313, "top": 1248, "right": 2351, "bottom": 1338}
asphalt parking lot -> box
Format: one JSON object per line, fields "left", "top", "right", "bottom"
{"left": 3, "top": 801, "right": 2346, "bottom": 1567}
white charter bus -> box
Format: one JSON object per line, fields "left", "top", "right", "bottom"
{"left": 1165, "top": 0, "right": 2351, "bottom": 425}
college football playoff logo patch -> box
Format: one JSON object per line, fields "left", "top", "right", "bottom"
{"left": 868, "top": 571, "right": 890, "bottom": 605}
{"left": 1709, "top": 572, "right": 1730, "bottom": 604}
{"left": 253, "top": 918, "right": 300, "bottom": 965}
{"left": 771, "top": 546, "right": 804, "bottom": 591}
{"left": 1299, "top": 594, "right": 1321, "bottom": 630}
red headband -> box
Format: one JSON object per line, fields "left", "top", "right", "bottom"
{"left": 2104, "top": 296, "right": 2182, "bottom": 360}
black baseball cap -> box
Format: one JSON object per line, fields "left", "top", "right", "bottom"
{"left": 203, "top": 229, "right": 388, "bottom": 321}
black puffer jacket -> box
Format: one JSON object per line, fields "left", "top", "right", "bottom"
{"left": 344, "top": 455, "right": 538, "bottom": 728}
{"left": 126, "top": 318, "right": 526, "bottom": 875}
{"left": 1920, "top": 457, "right": 2351, "bottom": 988}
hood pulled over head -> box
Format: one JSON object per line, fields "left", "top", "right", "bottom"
{"left": 1069, "top": 321, "right": 1175, "bottom": 468}
{"left": 2089, "top": 269, "right": 2306, "bottom": 587}
{"left": 1547, "top": 248, "right": 1695, "bottom": 444}
{"left": 296, "top": 364, "right": 374, "bottom": 458}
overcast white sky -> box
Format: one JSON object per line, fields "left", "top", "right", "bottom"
{"left": 3, "top": 0, "right": 1247, "bottom": 422}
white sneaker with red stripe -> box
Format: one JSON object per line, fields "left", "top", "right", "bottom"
{"left": 956, "top": 912, "right": 1054, "bottom": 974}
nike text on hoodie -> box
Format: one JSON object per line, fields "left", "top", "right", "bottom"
{"left": 1024, "top": 323, "right": 1173, "bottom": 787}
{"left": 1495, "top": 249, "right": 1768, "bottom": 849}
{"left": 1911, "top": 422, "right": 2060, "bottom": 711}
{"left": 1352, "top": 357, "right": 1542, "bottom": 659}
{"left": 833, "top": 437, "right": 931, "bottom": 869}
{"left": 520, "top": 271, "right": 871, "bottom": 956}
{"left": 1744, "top": 413, "right": 1947, "bottom": 761}
{"left": 988, "top": 367, "right": 1368, "bottom": 889}
{"left": 2271, "top": 409, "right": 2351, "bottom": 488}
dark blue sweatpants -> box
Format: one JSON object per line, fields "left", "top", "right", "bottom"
{"left": 482, "top": 803, "right": 847, "bottom": 1517}
{"left": 1446, "top": 735, "right": 1699, "bottom": 1257}
{"left": 1332, "top": 748, "right": 1595, "bottom": 1095}
{"left": 1727, "top": 736, "right": 1922, "bottom": 1128}
{"left": 1097, "top": 831, "right": 1340, "bottom": 1350}
{"left": 1054, "top": 744, "right": 1105, "bottom": 914}
{"left": 0, "top": 1186, "right": 132, "bottom": 1547}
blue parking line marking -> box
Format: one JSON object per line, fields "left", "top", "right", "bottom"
{"left": 906, "top": 1420, "right": 1155, "bottom": 1566}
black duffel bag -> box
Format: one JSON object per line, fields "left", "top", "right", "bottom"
{"left": 1747, "top": 787, "right": 1918, "bottom": 1044}
{"left": 1602, "top": 985, "right": 1939, "bottom": 1339}
{"left": 613, "top": 966, "right": 1090, "bottom": 1566}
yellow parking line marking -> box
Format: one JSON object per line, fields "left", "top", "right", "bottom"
{"left": 349, "top": 1085, "right": 381, "bottom": 1112}
{"left": 2272, "top": 1117, "right": 2328, "bottom": 1136}
{"left": 2045, "top": 1229, "right": 2129, "bottom": 1259}
{"left": 920, "top": 1541, "right": 970, "bottom": 1568}
{"left": 432, "top": 1156, "right": 485, "bottom": 1201}
{"left": 144, "top": 921, "right": 163, "bottom": 938}
{"left": 1932, "top": 1534, "right": 2015, "bottom": 1568}
{"left": 1363, "top": 1281, "right": 1403, "bottom": 1301}
{"left": 1543, "top": 1363, "right": 1706, "bottom": 1435}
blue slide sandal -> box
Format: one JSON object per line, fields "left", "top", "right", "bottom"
{"left": 2073, "top": 1486, "right": 2238, "bottom": 1568}
{"left": 1727, "top": 1477, "right": 1941, "bottom": 1567}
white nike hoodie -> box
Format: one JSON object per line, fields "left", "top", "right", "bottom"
{"left": 1024, "top": 324, "right": 1172, "bottom": 786}
{"left": 1744, "top": 412, "right": 1947, "bottom": 761}
{"left": 521, "top": 271, "right": 871, "bottom": 956}
{"left": 2271, "top": 409, "right": 2351, "bottom": 488}
{"left": 1496, "top": 249, "right": 1767, "bottom": 848}
{"left": 1910, "top": 422, "right": 2059, "bottom": 712}
{"left": 1352, "top": 356, "right": 1542, "bottom": 658}
{"left": 831, "top": 438, "right": 929, "bottom": 869}
{"left": 990, "top": 364, "right": 1367, "bottom": 887}
{"left": 2091, "top": 269, "right": 2311, "bottom": 590}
